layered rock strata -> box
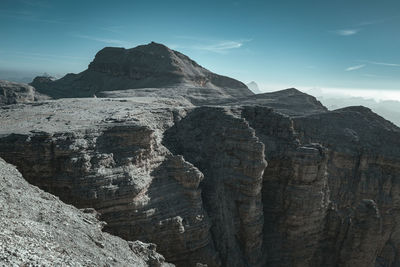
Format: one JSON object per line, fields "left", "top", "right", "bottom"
{"left": 294, "top": 106, "right": 400, "bottom": 266}
{"left": 164, "top": 107, "right": 268, "bottom": 266}
{"left": 1, "top": 91, "right": 400, "bottom": 267}
{"left": 0, "top": 98, "right": 217, "bottom": 266}
{"left": 0, "top": 158, "right": 171, "bottom": 266}
{"left": 241, "top": 106, "right": 330, "bottom": 266}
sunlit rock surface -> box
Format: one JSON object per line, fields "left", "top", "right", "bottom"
{"left": 1, "top": 43, "right": 400, "bottom": 266}
{"left": 0, "top": 158, "right": 172, "bottom": 266}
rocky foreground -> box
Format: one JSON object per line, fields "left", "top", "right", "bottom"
{"left": 0, "top": 158, "right": 171, "bottom": 266}
{"left": 1, "top": 92, "right": 400, "bottom": 266}
{"left": 1, "top": 43, "right": 400, "bottom": 266}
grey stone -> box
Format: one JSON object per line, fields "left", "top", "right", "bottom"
{"left": 0, "top": 158, "right": 172, "bottom": 266}
{"left": 1, "top": 43, "right": 399, "bottom": 267}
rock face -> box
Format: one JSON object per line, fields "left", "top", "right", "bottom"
{"left": 0, "top": 98, "right": 217, "bottom": 266}
{"left": 0, "top": 79, "right": 50, "bottom": 105}
{"left": 164, "top": 107, "right": 268, "bottom": 266}
{"left": 30, "top": 75, "right": 56, "bottom": 90}
{"left": 223, "top": 88, "right": 328, "bottom": 116}
{"left": 0, "top": 158, "right": 171, "bottom": 266}
{"left": 294, "top": 106, "right": 400, "bottom": 266}
{"left": 1, "top": 91, "right": 399, "bottom": 267}
{"left": 240, "top": 106, "right": 330, "bottom": 266}
{"left": 31, "top": 42, "right": 253, "bottom": 102}
{"left": 2, "top": 43, "right": 400, "bottom": 266}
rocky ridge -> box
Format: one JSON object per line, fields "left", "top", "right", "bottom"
{"left": 31, "top": 42, "right": 253, "bottom": 102}
{"left": 0, "top": 98, "right": 217, "bottom": 266}
{"left": 1, "top": 92, "right": 399, "bottom": 266}
{"left": 0, "top": 158, "right": 171, "bottom": 266}
{"left": 1, "top": 43, "right": 400, "bottom": 266}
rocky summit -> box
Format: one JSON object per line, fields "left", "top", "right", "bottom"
{"left": 31, "top": 42, "right": 253, "bottom": 103}
{"left": 1, "top": 43, "right": 400, "bottom": 267}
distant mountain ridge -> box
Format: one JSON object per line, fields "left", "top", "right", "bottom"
{"left": 317, "top": 96, "right": 400, "bottom": 127}
{"left": 31, "top": 42, "right": 253, "bottom": 100}
{"left": 0, "top": 79, "right": 50, "bottom": 106}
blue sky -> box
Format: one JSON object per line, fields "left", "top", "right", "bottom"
{"left": 0, "top": 0, "right": 399, "bottom": 94}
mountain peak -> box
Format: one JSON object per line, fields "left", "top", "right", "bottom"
{"left": 32, "top": 42, "right": 253, "bottom": 101}
{"left": 89, "top": 42, "right": 194, "bottom": 75}
{"left": 274, "top": 88, "right": 304, "bottom": 95}
{"left": 136, "top": 41, "right": 172, "bottom": 51}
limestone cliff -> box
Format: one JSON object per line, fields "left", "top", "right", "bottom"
{"left": 294, "top": 105, "right": 400, "bottom": 266}
{"left": 1, "top": 93, "right": 399, "bottom": 266}
{"left": 0, "top": 158, "right": 171, "bottom": 266}
{"left": 164, "top": 107, "right": 267, "bottom": 266}
{"left": 0, "top": 98, "right": 217, "bottom": 266}
{"left": 2, "top": 42, "right": 400, "bottom": 266}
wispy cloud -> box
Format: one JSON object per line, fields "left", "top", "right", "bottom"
{"left": 332, "top": 16, "right": 399, "bottom": 37}
{"left": 73, "top": 34, "right": 133, "bottom": 47}
{"left": 195, "top": 41, "right": 245, "bottom": 53}
{"left": 363, "top": 60, "right": 400, "bottom": 67}
{"left": 173, "top": 36, "right": 251, "bottom": 53}
{"left": 332, "top": 29, "right": 360, "bottom": 36}
{"left": 362, "top": 73, "right": 388, "bottom": 78}
{"left": 345, "top": 64, "right": 366, "bottom": 71}
{"left": 356, "top": 16, "right": 400, "bottom": 27}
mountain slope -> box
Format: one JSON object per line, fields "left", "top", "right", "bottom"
{"left": 0, "top": 158, "right": 171, "bottom": 266}
{"left": 31, "top": 42, "right": 253, "bottom": 101}
{"left": 220, "top": 88, "right": 328, "bottom": 115}
{"left": 0, "top": 90, "right": 400, "bottom": 266}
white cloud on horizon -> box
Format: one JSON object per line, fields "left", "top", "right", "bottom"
{"left": 305, "top": 87, "right": 400, "bottom": 126}
{"left": 301, "top": 86, "right": 400, "bottom": 102}
{"left": 253, "top": 83, "right": 400, "bottom": 102}
{"left": 345, "top": 64, "right": 366, "bottom": 71}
